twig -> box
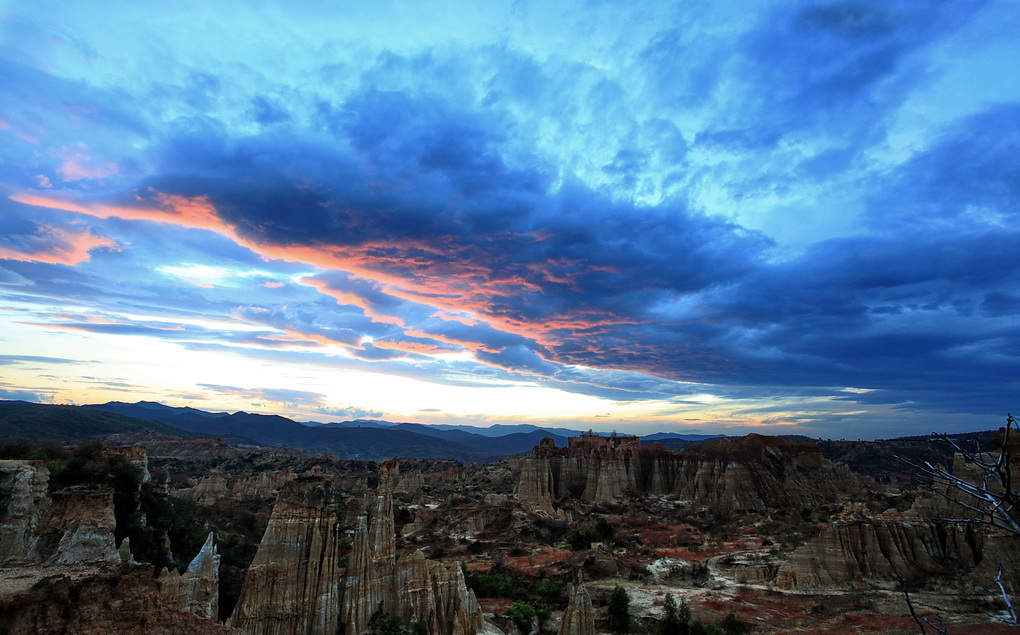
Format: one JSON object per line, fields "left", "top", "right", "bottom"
{"left": 991, "top": 565, "right": 1019, "bottom": 626}
{"left": 894, "top": 572, "right": 949, "bottom": 635}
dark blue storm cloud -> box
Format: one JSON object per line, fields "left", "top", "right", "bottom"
{"left": 1, "top": 0, "right": 1018, "bottom": 435}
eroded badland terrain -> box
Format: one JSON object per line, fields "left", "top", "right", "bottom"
{"left": 2, "top": 407, "right": 1019, "bottom": 634}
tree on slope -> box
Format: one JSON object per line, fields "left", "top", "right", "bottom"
{"left": 608, "top": 586, "right": 631, "bottom": 633}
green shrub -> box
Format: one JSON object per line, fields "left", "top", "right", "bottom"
{"left": 467, "top": 572, "right": 517, "bottom": 598}
{"left": 595, "top": 517, "right": 615, "bottom": 541}
{"left": 505, "top": 600, "right": 536, "bottom": 632}
{"left": 368, "top": 607, "right": 409, "bottom": 635}
{"left": 567, "top": 529, "right": 593, "bottom": 551}
{"left": 535, "top": 578, "right": 565, "bottom": 603}
{"left": 608, "top": 586, "right": 631, "bottom": 633}
{"left": 720, "top": 610, "right": 749, "bottom": 634}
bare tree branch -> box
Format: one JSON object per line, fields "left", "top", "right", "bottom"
{"left": 992, "top": 566, "right": 1019, "bottom": 625}
{"left": 895, "top": 414, "right": 1020, "bottom": 630}
{"left": 893, "top": 572, "right": 949, "bottom": 635}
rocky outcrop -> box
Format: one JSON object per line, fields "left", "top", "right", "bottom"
{"left": 393, "top": 550, "right": 485, "bottom": 635}
{"left": 516, "top": 456, "right": 556, "bottom": 515}
{"left": 229, "top": 475, "right": 347, "bottom": 634}
{"left": 0, "top": 563, "right": 243, "bottom": 634}
{"left": 517, "top": 433, "right": 866, "bottom": 513}
{"left": 340, "top": 488, "right": 396, "bottom": 633}
{"left": 39, "top": 488, "right": 120, "bottom": 564}
{"left": 177, "top": 470, "right": 295, "bottom": 506}
{"left": 342, "top": 461, "right": 487, "bottom": 635}
{"left": 231, "top": 462, "right": 490, "bottom": 635}
{"left": 142, "top": 437, "right": 241, "bottom": 459}
{"left": 775, "top": 502, "right": 984, "bottom": 591}
{"left": 559, "top": 580, "right": 595, "bottom": 635}
{"left": 120, "top": 446, "right": 151, "bottom": 482}
{"left": 0, "top": 460, "right": 50, "bottom": 564}
{"left": 160, "top": 532, "right": 220, "bottom": 620}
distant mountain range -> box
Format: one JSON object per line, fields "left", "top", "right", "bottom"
{"left": 0, "top": 399, "right": 726, "bottom": 461}
{"left": 0, "top": 400, "right": 204, "bottom": 443}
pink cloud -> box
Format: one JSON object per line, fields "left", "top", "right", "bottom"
{"left": 9, "top": 189, "right": 618, "bottom": 362}
{"left": 0, "top": 224, "right": 119, "bottom": 266}
{"left": 56, "top": 146, "right": 118, "bottom": 181}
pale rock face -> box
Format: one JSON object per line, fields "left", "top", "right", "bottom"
{"left": 229, "top": 476, "right": 346, "bottom": 634}
{"left": 0, "top": 460, "right": 50, "bottom": 564}
{"left": 775, "top": 502, "right": 984, "bottom": 590}
{"left": 232, "top": 462, "right": 491, "bottom": 635}
{"left": 559, "top": 582, "right": 595, "bottom": 635}
{"left": 0, "top": 563, "right": 244, "bottom": 634}
{"left": 392, "top": 551, "right": 484, "bottom": 635}
{"left": 514, "top": 457, "right": 555, "bottom": 514}
{"left": 178, "top": 469, "right": 294, "bottom": 506}
{"left": 518, "top": 434, "right": 865, "bottom": 513}
{"left": 160, "top": 532, "right": 220, "bottom": 620}
{"left": 47, "top": 489, "right": 120, "bottom": 564}
{"left": 343, "top": 461, "right": 488, "bottom": 635}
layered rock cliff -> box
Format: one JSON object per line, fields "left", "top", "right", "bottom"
{"left": 177, "top": 470, "right": 295, "bottom": 506}
{"left": 392, "top": 550, "right": 485, "bottom": 635}
{"left": 0, "top": 460, "right": 50, "bottom": 564}
{"left": 773, "top": 461, "right": 1020, "bottom": 593}
{"left": 0, "top": 563, "right": 242, "bottom": 634}
{"left": 340, "top": 465, "right": 396, "bottom": 634}
{"left": 774, "top": 502, "right": 981, "bottom": 590}
{"left": 517, "top": 433, "right": 866, "bottom": 513}
{"left": 44, "top": 488, "right": 121, "bottom": 564}
{"left": 341, "top": 461, "right": 487, "bottom": 635}
{"left": 229, "top": 475, "right": 347, "bottom": 634}
{"left": 231, "top": 461, "right": 491, "bottom": 635}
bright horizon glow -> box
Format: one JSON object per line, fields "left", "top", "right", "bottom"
{"left": 1, "top": 0, "right": 1018, "bottom": 440}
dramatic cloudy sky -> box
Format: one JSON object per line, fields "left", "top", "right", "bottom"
{"left": 1, "top": 0, "right": 1018, "bottom": 437}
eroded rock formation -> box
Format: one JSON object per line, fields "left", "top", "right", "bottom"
{"left": 559, "top": 579, "right": 595, "bottom": 635}
{"left": 775, "top": 487, "right": 1020, "bottom": 593}
{"left": 229, "top": 475, "right": 347, "bottom": 634}
{"left": 40, "top": 488, "right": 120, "bottom": 564}
{"left": 0, "top": 563, "right": 242, "bottom": 634}
{"left": 178, "top": 470, "right": 296, "bottom": 506}
{"left": 230, "top": 461, "right": 490, "bottom": 635}
{"left": 0, "top": 460, "right": 50, "bottom": 564}
{"left": 160, "top": 531, "right": 220, "bottom": 620}
{"left": 517, "top": 433, "right": 866, "bottom": 513}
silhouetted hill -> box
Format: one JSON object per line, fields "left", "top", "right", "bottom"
{"left": 85, "top": 402, "right": 503, "bottom": 461}
{"left": 642, "top": 432, "right": 728, "bottom": 441}
{"left": 0, "top": 401, "right": 198, "bottom": 442}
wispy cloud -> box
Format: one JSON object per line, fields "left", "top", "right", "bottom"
{"left": 0, "top": 0, "right": 1017, "bottom": 436}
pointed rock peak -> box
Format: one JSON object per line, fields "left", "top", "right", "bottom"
{"left": 187, "top": 532, "right": 218, "bottom": 574}
{"left": 118, "top": 537, "right": 133, "bottom": 563}
{"left": 379, "top": 460, "right": 398, "bottom": 494}
{"left": 560, "top": 577, "right": 595, "bottom": 635}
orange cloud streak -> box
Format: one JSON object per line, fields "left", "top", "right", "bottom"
{"left": 11, "top": 190, "right": 633, "bottom": 360}
{"left": 0, "top": 225, "right": 119, "bottom": 266}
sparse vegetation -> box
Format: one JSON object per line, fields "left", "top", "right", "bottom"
{"left": 608, "top": 586, "right": 631, "bottom": 633}
{"left": 656, "top": 594, "right": 749, "bottom": 635}
{"left": 3, "top": 407, "right": 1016, "bottom": 633}
{"left": 368, "top": 607, "right": 409, "bottom": 635}
{"left": 505, "top": 600, "right": 537, "bottom": 632}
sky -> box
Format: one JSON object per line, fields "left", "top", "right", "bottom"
{"left": 1, "top": 0, "right": 1018, "bottom": 439}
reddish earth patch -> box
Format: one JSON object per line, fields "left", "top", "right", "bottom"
{"left": 639, "top": 524, "right": 703, "bottom": 548}
{"left": 478, "top": 598, "right": 513, "bottom": 614}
